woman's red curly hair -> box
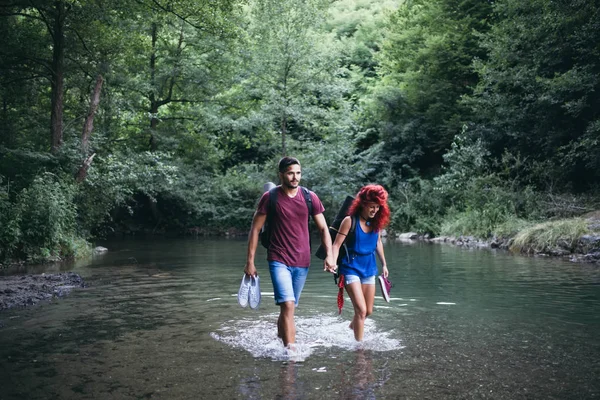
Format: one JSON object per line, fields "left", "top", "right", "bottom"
{"left": 347, "top": 184, "right": 390, "bottom": 232}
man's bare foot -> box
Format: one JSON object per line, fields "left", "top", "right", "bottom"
{"left": 286, "top": 343, "right": 297, "bottom": 354}
{"left": 349, "top": 321, "right": 354, "bottom": 330}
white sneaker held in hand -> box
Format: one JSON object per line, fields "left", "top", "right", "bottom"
{"left": 238, "top": 274, "right": 252, "bottom": 308}
{"left": 249, "top": 275, "right": 261, "bottom": 309}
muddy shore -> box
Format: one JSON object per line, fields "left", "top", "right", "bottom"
{"left": 0, "top": 272, "right": 86, "bottom": 313}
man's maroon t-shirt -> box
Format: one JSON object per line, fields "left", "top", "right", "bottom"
{"left": 257, "top": 186, "right": 325, "bottom": 267}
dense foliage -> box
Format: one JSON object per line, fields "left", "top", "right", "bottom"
{"left": 0, "top": 0, "right": 598, "bottom": 262}
{"left": 466, "top": 0, "right": 600, "bottom": 192}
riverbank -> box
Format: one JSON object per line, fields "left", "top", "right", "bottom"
{"left": 0, "top": 272, "right": 87, "bottom": 312}
{"left": 396, "top": 214, "right": 600, "bottom": 264}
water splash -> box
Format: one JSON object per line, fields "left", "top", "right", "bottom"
{"left": 211, "top": 314, "right": 403, "bottom": 361}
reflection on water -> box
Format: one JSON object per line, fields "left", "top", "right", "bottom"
{"left": 278, "top": 361, "right": 301, "bottom": 400}
{"left": 337, "top": 350, "right": 377, "bottom": 400}
{"left": 237, "top": 348, "right": 384, "bottom": 400}
{"left": 0, "top": 237, "right": 599, "bottom": 399}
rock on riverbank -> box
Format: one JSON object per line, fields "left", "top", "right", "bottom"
{"left": 0, "top": 272, "right": 87, "bottom": 311}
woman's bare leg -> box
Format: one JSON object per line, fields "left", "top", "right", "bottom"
{"left": 362, "top": 283, "right": 376, "bottom": 318}
{"left": 346, "top": 282, "right": 367, "bottom": 341}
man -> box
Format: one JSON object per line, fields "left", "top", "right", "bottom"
{"left": 244, "top": 156, "right": 336, "bottom": 348}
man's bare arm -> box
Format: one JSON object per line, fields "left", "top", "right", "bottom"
{"left": 245, "top": 212, "right": 267, "bottom": 276}
{"left": 313, "top": 213, "right": 336, "bottom": 272}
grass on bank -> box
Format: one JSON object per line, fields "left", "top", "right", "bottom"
{"left": 439, "top": 209, "right": 531, "bottom": 239}
{"left": 510, "top": 218, "right": 590, "bottom": 254}
{"left": 438, "top": 208, "right": 593, "bottom": 255}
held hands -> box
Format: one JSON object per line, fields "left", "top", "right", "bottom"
{"left": 323, "top": 256, "right": 337, "bottom": 273}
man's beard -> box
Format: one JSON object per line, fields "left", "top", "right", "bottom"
{"left": 284, "top": 181, "right": 299, "bottom": 189}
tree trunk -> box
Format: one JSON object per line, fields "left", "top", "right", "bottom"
{"left": 75, "top": 153, "right": 96, "bottom": 183}
{"left": 1, "top": 98, "right": 13, "bottom": 147}
{"left": 149, "top": 22, "right": 158, "bottom": 150}
{"left": 75, "top": 74, "right": 103, "bottom": 183}
{"left": 281, "top": 113, "right": 287, "bottom": 157}
{"left": 81, "top": 74, "right": 104, "bottom": 154}
{"left": 50, "top": 0, "right": 66, "bottom": 153}
{"left": 147, "top": 22, "right": 184, "bottom": 151}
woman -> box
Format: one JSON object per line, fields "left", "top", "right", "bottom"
{"left": 332, "top": 184, "right": 390, "bottom": 341}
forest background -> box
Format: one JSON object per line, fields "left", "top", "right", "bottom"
{"left": 0, "top": 0, "right": 598, "bottom": 263}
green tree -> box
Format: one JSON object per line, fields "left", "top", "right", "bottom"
{"left": 0, "top": 0, "right": 248, "bottom": 259}
{"left": 465, "top": 0, "right": 600, "bottom": 191}
{"left": 0, "top": 0, "right": 84, "bottom": 152}
{"left": 326, "top": 0, "right": 398, "bottom": 79}
{"left": 104, "top": 0, "right": 241, "bottom": 152}
{"left": 365, "top": 0, "right": 492, "bottom": 178}
{"left": 242, "top": 0, "right": 344, "bottom": 156}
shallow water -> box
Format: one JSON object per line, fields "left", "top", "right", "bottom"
{"left": 1, "top": 238, "right": 599, "bottom": 399}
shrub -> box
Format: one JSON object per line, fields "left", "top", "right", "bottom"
{"left": 0, "top": 177, "right": 21, "bottom": 261}
{"left": 440, "top": 208, "right": 489, "bottom": 238}
{"left": 77, "top": 151, "right": 180, "bottom": 235}
{"left": 60, "top": 236, "right": 93, "bottom": 259}
{"left": 440, "top": 207, "right": 531, "bottom": 239}
{"left": 15, "top": 173, "right": 81, "bottom": 262}
{"left": 203, "top": 164, "right": 268, "bottom": 232}
{"left": 387, "top": 179, "right": 445, "bottom": 235}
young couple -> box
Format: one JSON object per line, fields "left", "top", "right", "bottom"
{"left": 243, "top": 157, "right": 390, "bottom": 346}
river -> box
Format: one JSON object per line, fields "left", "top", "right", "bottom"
{"left": 0, "top": 237, "right": 599, "bottom": 399}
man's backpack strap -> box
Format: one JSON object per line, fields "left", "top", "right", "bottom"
{"left": 300, "top": 186, "right": 313, "bottom": 249}
{"left": 267, "top": 187, "right": 278, "bottom": 215}
{"left": 266, "top": 186, "right": 279, "bottom": 229}
{"left": 260, "top": 187, "right": 279, "bottom": 249}
{"left": 300, "top": 186, "right": 313, "bottom": 218}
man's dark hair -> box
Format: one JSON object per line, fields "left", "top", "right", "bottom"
{"left": 278, "top": 156, "right": 301, "bottom": 173}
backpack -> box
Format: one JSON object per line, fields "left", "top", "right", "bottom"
{"left": 260, "top": 185, "right": 313, "bottom": 249}
{"left": 315, "top": 195, "right": 357, "bottom": 283}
